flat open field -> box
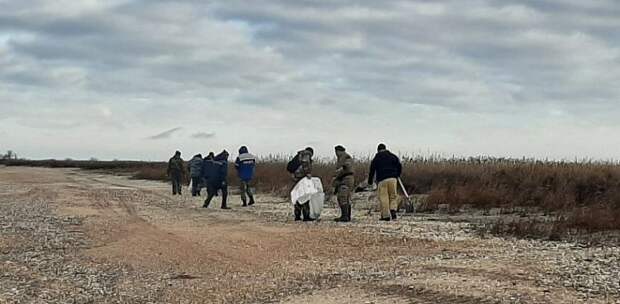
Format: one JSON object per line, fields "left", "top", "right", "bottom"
{"left": 0, "top": 166, "right": 618, "bottom": 304}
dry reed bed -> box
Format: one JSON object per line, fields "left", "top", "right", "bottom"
{"left": 3, "top": 157, "right": 619, "bottom": 238}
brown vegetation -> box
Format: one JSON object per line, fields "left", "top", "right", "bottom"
{"left": 2, "top": 156, "right": 619, "bottom": 238}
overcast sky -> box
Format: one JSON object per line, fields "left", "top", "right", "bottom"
{"left": 1, "top": 0, "right": 619, "bottom": 161}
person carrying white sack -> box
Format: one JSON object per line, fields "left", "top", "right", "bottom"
{"left": 286, "top": 147, "right": 320, "bottom": 221}
{"left": 290, "top": 177, "right": 325, "bottom": 221}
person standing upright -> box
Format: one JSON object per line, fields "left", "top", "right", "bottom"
{"left": 368, "top": 144, "right": 402, "bottom": 221}
{"left": 235, "top": 146, "right": 256, "bottom": 207}
{"left": 167, "top": 151, "right": 185, "bottom": 195}
{"left": 332, "top": 145, "right": 355, "bottom": 222}
{"left": 188, "top": 154, "right": 203, "bottom": 196}
{"left": 202, "top": 150, "right": 231, "bottom": 209}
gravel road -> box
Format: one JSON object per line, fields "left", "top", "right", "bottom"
{"left": 0, "top": 166, "right": 618, "bottom": 303}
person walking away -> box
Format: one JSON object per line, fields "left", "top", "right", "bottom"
{"left": 286, "top": 147, "right": 314, "bottom": 221}
{"left": 188, "top": 154, "right": 203, "bottom": 196}
{"left": 167, "top": 151, "right": 185, "bottom": 195}
{"left": 332, "top": 145, "right": 355, "bottom": 222}
{"left": 202, "top": 150, "right": 231, "bottom": 209}
{"left": 202, "top": 152, "right": 215, "bottom": 188}
{"left": 368, "top": 144, "right": 402, "bottom": 221}
{"left": 235, "top": 146, "right": 256, "bottom": 207}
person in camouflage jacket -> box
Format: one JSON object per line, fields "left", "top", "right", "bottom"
{"left": 287, "top": 147, "right": 315, "bottom": 221}
{"left": 332, "top": 145, "right": 354, "bottom": 222}
{"left": 167, "top": 151, "right": 185, "bottom": 195}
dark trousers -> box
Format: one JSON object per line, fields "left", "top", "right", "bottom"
{"left": 240, "top": 180, "right": 255, "bottom": 205}
{"left": 294, "top": 202, "right": 311, "bottom": 220}
{"left": 291, "top": 177, "right": 312, "bottom": 221}
{"left": 191, "top": 176, "right": 202, "bottom": 196}
{"left": 204, "top": 183, "right": 228, "bottom": 208}
{"left": 170, "top": 172, "right": 182, "bottom": 195}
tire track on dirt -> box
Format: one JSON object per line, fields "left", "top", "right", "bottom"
{"left": 373, "top": 284, "right": 503, "bottom": 304}
{"left": 4, "top": 167, "right": 616, "bottom": 304}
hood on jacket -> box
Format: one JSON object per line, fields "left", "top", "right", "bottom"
{"left": 214, "top": 150, "right": 229, "bottom": 161}
{"left": 238, "top": 146, "right": 249, "bottom": 154}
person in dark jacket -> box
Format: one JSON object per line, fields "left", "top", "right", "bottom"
{"left": 202, "top": 150, "right": 230, "bottom": 209}
{"left": 368, "top": 144, "right": 402, "bottom": 221}
{"left": 202, "top": 152, "right": 215, "bottom": 189}
{"left": 167, "top": 151, "right": 185, "bottom": 195}
{"left": 188, "top": 154, "right": 203, "bottom": 196}
{"left": 235, "top": 146, "right": 256, "bottom": 207}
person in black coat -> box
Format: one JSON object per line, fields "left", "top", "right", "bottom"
{"left": 368, "top": 144, "right": 402, "bottom": 221}
{"left": 202, "top": 150, "right": 231, "bottom": 209}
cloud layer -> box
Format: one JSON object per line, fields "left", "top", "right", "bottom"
{"left": 1, "top": 0, "right": 620, "bottom": 160}
{"left": 147, "top": 127, "right": 183, "bottom": 140}
{"left": 191, "top": 132, "right": 216, "bottom": 139}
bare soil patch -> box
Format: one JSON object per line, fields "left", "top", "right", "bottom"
{"left": 0, "top": 166, "right": 618, "bottom": 303}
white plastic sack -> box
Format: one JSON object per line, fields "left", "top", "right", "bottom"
{"left": 307, "top": 192, "right": 324, "bottom": 219}
{"left": 290, "top": 177, "right": 324, "bottom": 219}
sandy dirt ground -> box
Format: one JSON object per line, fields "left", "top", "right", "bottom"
{"left": 0, "top": 166, "right": 618, "bottom": 304}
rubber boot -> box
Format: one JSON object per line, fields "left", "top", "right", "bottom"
{"left": 248, "top": 195, "right": 255, "bottom": 206}
{"left": 390, "top": 210, "right": 397, "bottom": 220}
{"left": 294, "top": 203, "right": 302, "bottom": 221}
{"left": 221, "top": 189, "right": 231, "bottom": 209}
{"left": 344, "top": 205, "right": 352, "bottom": 222}
{"left": 241, "top": 198, "right": 248, "bottom": 207}
{"left": 302, "top": 203, "right": 315, "bottom": 221}
{"left": 334, "top": 205, "right": 345, "bottom": 222}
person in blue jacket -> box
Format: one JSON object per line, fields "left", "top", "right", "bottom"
{"left": 202, "top": 150, "right": 230, "bottom": 209}
{"left": 235, "top": 146, "right": 256, "bottom": 207}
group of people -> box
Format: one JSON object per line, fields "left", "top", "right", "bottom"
{"left": 167, "top": 143, "right": 403, "bottom": 222}
{"left": 167, "top": 146, "right": 257, "bottom": 209}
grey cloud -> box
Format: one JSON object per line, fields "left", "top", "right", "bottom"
{"left": 16, "top": 119, "right": 81, "bottom": 130}
{"left": 207, "top": 0, "right": 620, "bottom": 112}
{"left": 147, "top": 127, "right": 182, "bottom": 140}
{"left": 2, "top": 0, "right": 620, "bottom": 159}
{"left": 191, "top": 132, "right": 216, "bottom": 139}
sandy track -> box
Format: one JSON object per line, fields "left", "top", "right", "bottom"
{"left": 0, "top": 166, "right": 618, "bottom": 304}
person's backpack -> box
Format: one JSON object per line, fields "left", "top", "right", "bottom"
{"left": 286, "top": 154, "right": 300, "bottom": 173}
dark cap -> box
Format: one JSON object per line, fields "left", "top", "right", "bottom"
{"left": 334, "top": 145, "right": 346, "bottom": 152}
{"left": 377, "top": 143, "right": 386, "bottom": 151}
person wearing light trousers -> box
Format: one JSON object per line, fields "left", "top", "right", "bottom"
{"left": 377, "top": 178, "right": 399, "bottom": 220}
{"left": 368, "top": 143, "right": 402, "bottom": 221}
